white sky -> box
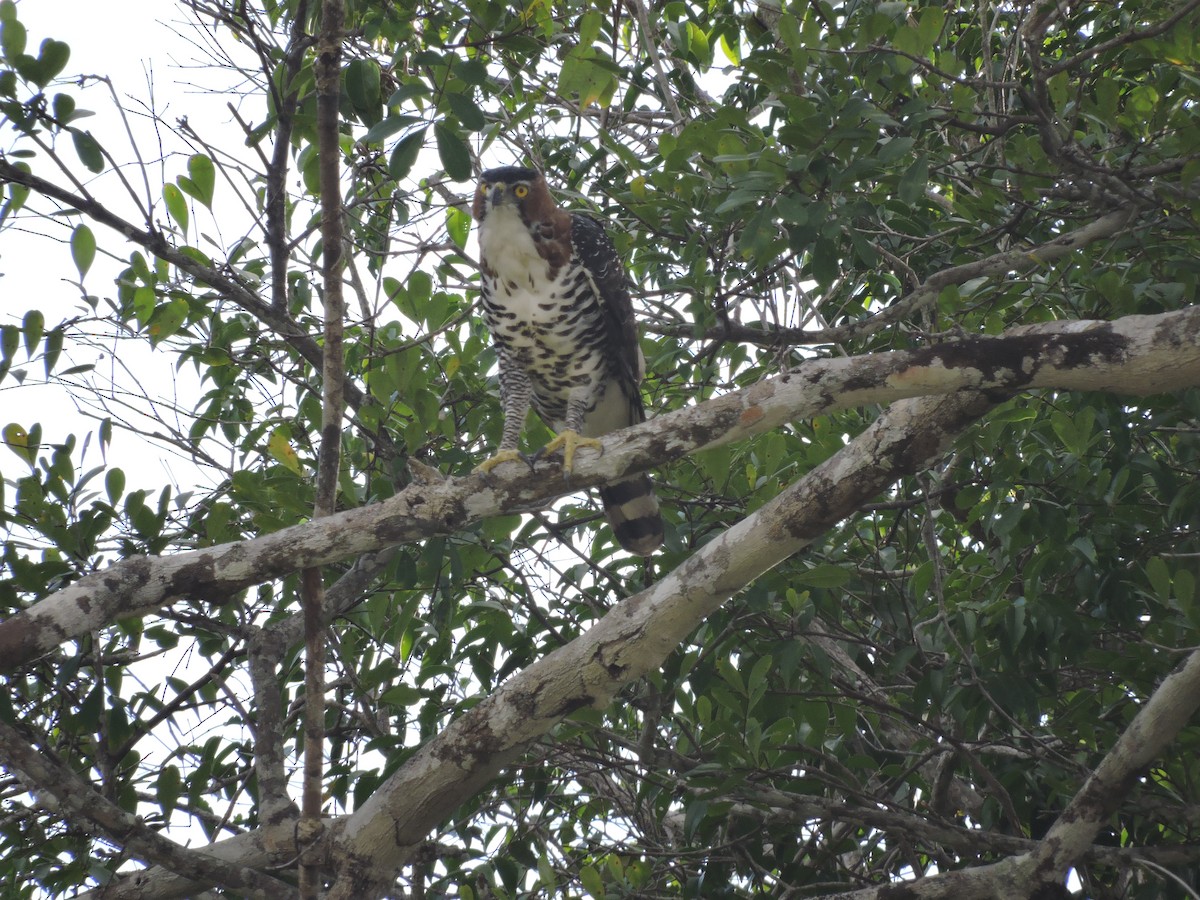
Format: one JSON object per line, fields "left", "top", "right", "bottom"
{"left": 3, "top": 1, "right": 255, "bottom": 495}
{"left": 1, "top": 3, "right": 283, "bottom": 873}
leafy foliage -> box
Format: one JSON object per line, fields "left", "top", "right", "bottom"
{"left": 1, "top": 0, "right": 1200, "bottom": 896}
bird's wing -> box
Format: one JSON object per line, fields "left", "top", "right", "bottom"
{"left": 569, "top": 211, "right": 644, "bottom": 400}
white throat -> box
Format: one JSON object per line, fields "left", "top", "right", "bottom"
{"left": 478, "top": 205, "right": 545, "bottom": 283}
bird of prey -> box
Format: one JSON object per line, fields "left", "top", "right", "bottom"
{"left": 472, "top": 166, "right": 663, "bottom": 556}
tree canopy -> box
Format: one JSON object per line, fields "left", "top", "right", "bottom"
{"left": 2, "top": 0, "right": 1200, "bottom": 897}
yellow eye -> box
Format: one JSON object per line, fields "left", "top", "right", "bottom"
{"left": 514, "top": 184, "right": 529, "bottom": 198}
{"left": 479, "top": 182, "right": 490, "bottom": 193}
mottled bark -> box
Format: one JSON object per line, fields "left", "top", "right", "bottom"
{"left": 3, "top": 305, "right": 1200, "bottom": 672}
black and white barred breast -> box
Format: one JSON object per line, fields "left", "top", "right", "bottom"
{"left": 478, "top": 211, "right": 622, "bottom": 429}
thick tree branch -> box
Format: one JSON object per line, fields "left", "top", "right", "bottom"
{"left": 247, "top": 626, "right": 301, "bottom": 826}
{"left": 50, "top": 380, "right": 1200, "bottom": 897}
{"left": 1028, "top": 648, "right": 1200, "bottom": 883}
{"left": 2, "top": 304, "right": 1199, "bottom": 671}
{"left": 324, "top": 391, "right": 1000, "bottom": 896}
{"left": 71, "top": 821, "right": 334, "bottom": 900}
{"left": 822, "top": 649, "right": 1200, "bottom": 898}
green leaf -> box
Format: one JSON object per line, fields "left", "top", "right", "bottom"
{"left": 3, "top": 422, "right": 33, "bottom": 465}
{"left": 580, "top": 864, "right": 604, "bottom": 899}
{"left": 388, "top": 127, "right": 426, "bottom": 181}
{"left": 147, "top": 298, "right": 189, "bottom": 345}
{"left": 345, "top": 57, "right": 382, "bottom": 121}
{"left": 105, "top": 468, "right": 125, "bottom": 505}
{"left": 1, "top": 324, "right": 18, "bottom": 362}
{"left": 1, "top": 166, "right": 30, "bottom": 222}
{"left": 558, "top": 51, "right": 618, "bottom": 108}
{"left": 1051, "top": 406, "right": 1095, "bottom": 456}
{"left": 778, "top": 13, "right": 803, "bottom": 51}
{"left": 22, "top": 309, "right": 43, "bottom": 357}
{"left": 434, "top": 121, "right": 472, "bottom": 181}
{"left": 157, "top": 764, "right": 183, "bottom": 815}
{"left": 43, "top": 329, "right": 62, "bottom": 377}
{"left": 70, "top": 224, "right": 95, "bottom": 278}
{"left": 70, "top": 128, "right": 104, "bottom": 173}
{"left": 162, "top": 182, "right": 188, "bottom": 234}
{"left": 686, "top": 22, "right": 711, "bottom": 66}
{"left": 897, "top": 155, "right": 928, "bottom": 205}
{"left": 792, "top": 564, "right": 850, "bottom": 588}
{"left": 51, "top": 92, "right": 75, "bottom": 125}
{"left": 267, "top": 427, "right": 304, "bottom": 475}
{"left": 298, "top": 143, "right": 321, "bottom": 195}
{"left": 446, "top": 204, "right": 471, "bottom": 250}
{"left": 537, "top": 853, "right": 556, "bottom": 890}
{"left": 1146, "top": 556, "right": 1171, "bottom": 604}
{"left": 683, "top": 798, "right": 709, "bottom": 840}
{"left": 714, "top": 188, "right": 762, "bottom": 214}
{"left": 747, "top": 654, "right": 773, "bottom": 711}
{"left": 446, "top": 91, "right": 485, "bottom": 132}
{"left": 34, "top": 38, "right": 69, "bottom": 86}
{"left": 719, "top": 31, "right": 740, "bottom": 65}
{"left": 380, "top": 684, "right": 423, "bottom": 706}
{"left": 0, "top": 16, "right": 24, "bottom": 60}
{"left": 1175, "top": 569, "right": 1195, "bottom": 613}
{"left": 179, "top": 154, "right": 215, "bottom": 208}
{"left": 364, "top": 113, "right": 422, "bottom": 145}
{"left": 131, "top": 286, "right": 156, "bottom": 329}
{"left": 915, "top": 7, "right": 944, "bottom": 53}
{"left": 578, "top": 9, "right": 603, "bottom": 46}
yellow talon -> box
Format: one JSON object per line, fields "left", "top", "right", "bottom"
{"left": 474, "top": 449, "right": 524, "bottom": 475}
{"left": 540, "top": 429, "right": 603, "bottom": 476}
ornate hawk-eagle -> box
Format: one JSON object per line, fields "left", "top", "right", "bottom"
{"left": 472, "top": 166, "right": 663, "bottom": 556}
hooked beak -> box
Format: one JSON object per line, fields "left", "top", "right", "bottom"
{"left": 488, "top": 184, "right": 511, "bottom": 207}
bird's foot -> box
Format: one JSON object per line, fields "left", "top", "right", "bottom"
{"left": 474, "top": 449, "right": 534, "bottom": 476}
{"left": 536, "top": 429, "right": 604, "bottom": 479}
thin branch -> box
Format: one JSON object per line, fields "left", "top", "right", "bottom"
{"left": 645, "top": 205, "right": 1139, "bottom": 348}
{"left": 267, "top": 0, "right": 312, "bottom": 312}
{"left": 624, "top": 0, "right": 685, "bottom": 130}
{"left": 0, "top": 718, "right": 298, "bottom": 898}
{"left": 1042, "top": 0, "right": 1200, "bottom": 77}
{"left": 0, "top": 158, "right": 385, "bottom": 450}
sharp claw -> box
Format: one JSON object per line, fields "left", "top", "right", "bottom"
{"left": 474, "top": 449, "right": 523, "bottom": 476}
{"left": 539, "top": 429, "right": 604, "bottom": 478}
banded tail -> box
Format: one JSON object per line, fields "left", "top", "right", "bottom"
{"left": 599, "top": 475, "right": 663, "bottom": 556}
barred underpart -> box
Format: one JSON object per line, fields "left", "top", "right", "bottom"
{"left": 474, "top": 167, "right": 663, "bottom": 555}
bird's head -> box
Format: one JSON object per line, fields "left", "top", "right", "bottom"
{"left": 473, "top": 166, "right": 546, "bottom": 222}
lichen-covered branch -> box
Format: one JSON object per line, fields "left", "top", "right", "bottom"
{"left": 2, "top": 304, "right": 1199, "bottom": 671}
{"left": 324, "top": 391, "right": 999, "bottom": 896}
